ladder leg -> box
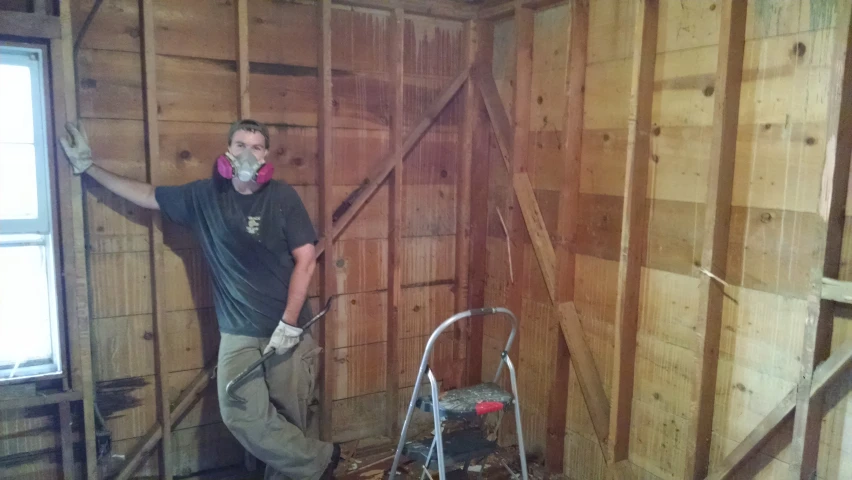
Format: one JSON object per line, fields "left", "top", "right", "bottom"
{"left": 504, "top": 354, "right": 528, "bottom": 480}
{"left": 391, "top": 366, "right": 429, "bottom": 480}
{"left": 420, "top": 437, "right": 437, "bottom": 480}
{"left": 428, "top": 369, "right": 446, "bottom": 479}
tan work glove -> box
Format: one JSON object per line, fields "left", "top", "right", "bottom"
{"left": 59, "top": 122, "right": 94, "bottom": 175}
{"left": 264, "top": 322, "right": 303, "bottom": 355}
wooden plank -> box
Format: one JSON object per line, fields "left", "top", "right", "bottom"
{"left": 236, "top": 0, "right": 250, "bottom": 116}
{"left": 557, "top": 302, "right": 610, "bottom": 450}
{"left": 789, "top": 1, "right": 852, "bottom": 477}
{"left": 115, "top": 365, "right": 216, "bottom": 480}
{"left": 0, "top": 11, "right": 60, "bottom": 38}
{"left": 55, "top": 2, "right": 99, "bottom": 477}
{"left": 609, "top": 0, "right": 657, "bottom": 464}
{"left": 472, "top": 66, "right": 512, "bottom": 170}
{"left": 547, "top": 0, "right": 588, "bottom": 472}
{"left": 332, "top": 0, "right": 477, "bottom": 20}
{"left": 466, "top": 20, "right": 494, "bottom": 387}
{"left": 314, "top": 66, "right": 470, "bottom": 257}
{"left": 331, "top": 344, "right": 388, "bottom": 400}
{"left": 707, "top": 341, "right": 852, "bottom": 480}
{"left": 317, "top": 0, "right": 335, "bottom": 443}
{"left": 477, "top": 0, "right": 568, "bottom": 20}
{"left": 59, "top": 400, "right": 75, "bottom": 480}
{"left": 513, "top": 173, "right": 557, "bottom": 302}
{"left": 821, "top": 278, "right": 852, "bottom": 303}
{"left": 684, "top": 2, "right": 747, "bottom": 478}
{"left": 500, "top": 1, "right": 534, "bottom": 445}
{"left": 385, "top": 5, "right": 404, "bottom": 439}
{"left": 452, "top": 19, "right": 476, "bottom": 390}
{"left": 92, "top": 315, "right": 156, "bottom": 380}
{"left": 140, "top": 0, "right": 172, "bottom": 477}
{"left": 0, "top": 390, "right": 83, "bottom": 410}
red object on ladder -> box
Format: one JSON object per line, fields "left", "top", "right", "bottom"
{"left": 475, "top": 401, "right": 504, "bottom": 415}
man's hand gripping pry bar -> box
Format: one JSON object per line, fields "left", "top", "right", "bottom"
{"left": 225, "top": 295, "right": 336, "bottom": 403}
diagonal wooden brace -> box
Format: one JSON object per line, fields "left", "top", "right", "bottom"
{"left": 706, "top": 341, "right": 852, "bottom": 480}
{"left": 315, "top": 66, "right": 470, "bottom": 258}
{"left": 472, "top": 64, "right": 611, "bottom": 454}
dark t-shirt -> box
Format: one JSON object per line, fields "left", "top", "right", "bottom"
{"left": 154, "top": 179, "right": 317, "bottom": 337}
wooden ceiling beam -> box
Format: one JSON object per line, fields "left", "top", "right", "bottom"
{"left": 327, "top": 0, "right": 478, "bottom": 19}
{"left": 477, "top": 0, "right": 567, "bottom": 20}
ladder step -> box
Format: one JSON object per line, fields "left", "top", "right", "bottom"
{"left": 401, "top": 428, "right": 497, "bottom": 471}
{"left": 416, "top": 382, "right": 513, "bottom": 417}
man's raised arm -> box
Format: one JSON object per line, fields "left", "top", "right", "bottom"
{"left": 60, "top": 122, "right": 160, "bottom": 210}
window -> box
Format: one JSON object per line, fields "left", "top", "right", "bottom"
{"left": 0, "top": 45, "right": 63, "bottom": 382}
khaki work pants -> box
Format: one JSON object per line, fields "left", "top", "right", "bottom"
{"left": 217, "top": 332, "right": 333, "bottom": 480}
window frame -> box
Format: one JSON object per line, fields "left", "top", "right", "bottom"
{"left": 0, "top": 41, "right": 67, "bottom": 385}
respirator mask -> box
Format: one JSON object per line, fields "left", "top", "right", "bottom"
{"left": 217, "top": 149, "right": 274, "bottom": 184}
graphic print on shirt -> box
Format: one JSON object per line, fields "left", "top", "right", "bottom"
{"left": 246, "top": 215, "right": 261, "bottom": 236}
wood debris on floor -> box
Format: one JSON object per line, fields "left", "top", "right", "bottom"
{"left": 335, "top": 441, "right": 559, "bottom": 480}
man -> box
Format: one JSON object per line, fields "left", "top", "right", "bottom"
{"left": 60, "top": 119, "right": 340, "bottom": 480}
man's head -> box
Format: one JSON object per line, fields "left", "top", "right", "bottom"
{"left": 218, "top": 119, "right": 274, "bottom": 186}
{"left": 227, "top": 119, "right": 270, "bottom": 161}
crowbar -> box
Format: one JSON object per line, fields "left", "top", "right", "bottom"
{"left": 225, "top": 295, "right": 336, "bottom": 403}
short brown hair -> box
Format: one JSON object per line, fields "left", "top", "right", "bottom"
{"left": 228, "top": 119, "right": 270, "bottom": 149}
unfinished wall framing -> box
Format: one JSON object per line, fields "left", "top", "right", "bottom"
{"left": 5, "top": 0, "right": 852, "bottom": 479}
{"left": 479, "top": 0, "right": 852, "bottom": 479}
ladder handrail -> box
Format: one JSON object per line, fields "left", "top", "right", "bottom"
{"left": 390, "top": 307, "right": 521, "bottom": 480}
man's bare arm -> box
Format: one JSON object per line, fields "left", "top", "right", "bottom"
{"left": 86, "top": 165, "right": 160, "bottom": 210}
{"left": 60, "top": 122, "right": 160, "bottom": 210}
{"left": 282, "top": 243, "right": 317, "bottom": 326}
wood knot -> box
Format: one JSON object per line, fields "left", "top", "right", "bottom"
{"left": 763, "top": 123, "right": 772, "bottom": 131}
{"left": 350, "top": 299, "right": 357, "bottom": 305}
{"left": 292, "top": 157, "right": 304, "bottom": 166}
{"left": 335, "top": 259, "right": 345, "bottom": 268}
{"left": 709, "top": 3, "right": 716, "bottom": 11}
{"left": 440, "top": 170, "right": 448, "bottom": 178}
{"left": 793, "top": 42, "right": 807, "bottom": 57}
{"left": 536, "top": 96, "right": 543, "bottom": 105}
{"left": 413, "top": 305, "right": 421, "bottom": 312}
{"left": 760, "top": 212, "right": 772, "bottom": 223}
{"left": 653, "top": 126, "right": 661, "bottom": 136}
{"left": 602, "top": 133, "right": 610, "bottom": 141}
{"left": 805, "top": 137, "right": 816, "bottom": 146}
{"left": 143, "top": 331, "right": 154, "bottom": 341}
{"left": 703, "top": 85, "right": 715, "bottom": 97}
{"left": 179, "top": 150, "right": 191, "bottom": 160}
{"left": 277, "top": 147, "right": 286, "bottom": 155}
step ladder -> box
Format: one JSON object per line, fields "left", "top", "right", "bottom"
{"left": 389, "top": 307, "right": 528, "bottom": 480}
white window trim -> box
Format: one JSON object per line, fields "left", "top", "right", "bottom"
{"left": 1, "top": 46, "right": 51, "bottom": 234}
{"left": 0, "top": 45, "right": 63, "bottom": 383}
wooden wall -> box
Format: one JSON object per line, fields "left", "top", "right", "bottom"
{"left": 480, "top": 0, "right": 852, "bottom": 479}
{"left": 324, "top": 7, "right": 464, "bottom": 441}
{"left": 2, "top": 1, "right": 466, "bottom": 478}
